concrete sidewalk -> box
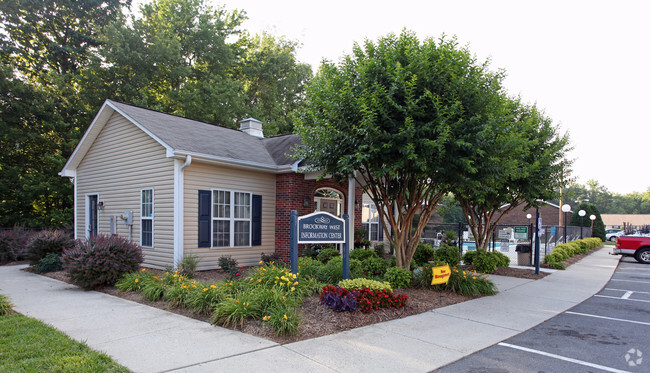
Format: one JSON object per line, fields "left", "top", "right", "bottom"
{"left": 0, "top": 247, "right": 619, "bottom": 373}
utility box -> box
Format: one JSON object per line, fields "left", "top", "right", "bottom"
{"left": 109, "top": 216, "right": 116, "bottom": 234}
{"left": 122, "top": 210, "right": 133, "bottom": 225}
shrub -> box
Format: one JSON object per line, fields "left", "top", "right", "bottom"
{"left": 25, "top": 230, "right": 75, "bottom": 264}
{"left": 0, "top": 227, "right": 32, "bottom": 263}
{"left": 319, "top": 285, "right": 359, "bottom": 312}
{"left": 339, "top": 278, "right": 392, "bottom": 292}
{"left": 262, "top": 306, "right": 301, "bottom": 337}
{"left": 212, "top": 291, "right": 262, "bottom": 327}
{"left": 302, "top": 245, "right": 320, "bottom": 259}
{"left": 432, "top": 244, "right": 461, "bottom": 266}
{"left": 413, "top": 242, "right": 435, "bottom": 266}
{"left": 297, "top": 257, "right": 322, "bottom": 279}
{"left": 361, "top": 256, "right": 388, "bottom": 277}
{"left": 356, "top": 288, "right": 408, "bottom": 313}
{"left": 471, "top": 251, "right": 509, "bottom": 273}
{"left": 384, "top": 266, "right": 412, "bottom": 289}
{"left": 186, "top": 283, "right": 227, "bottom": 314}
{"left": 32, "top": 253, "right": 63, "bottom": 273}
{"left": 115, "top": 269, "right": 152, "bottom": 292}
{"left": 176, "top": 254, "right": 200, "bottom": 278}
{"left": 62, "top": 234, "right": 143, "bottom": 289}
{"left": 462, "top": 250, "right": 477, "bottom": 265}
{"left": 316, "top": 248, "right": 340, "bottom": 264}
{"left": 374, "top": 243, "right": 386, "bottom": 257}
{"left": 260, "top": 252, "right": 281, "bottom": 264}
{"left": 443, "top": 267, "right": 497, "bottom": 296}
{"left": 388, "top": 255, "right": 397, "bottom": 267}
{"left": 316, "top": 257, "right": 363, "bottom": 284}
{"left": 218, "top": 256, "right": 241, "bottom": 279}
{"left": 350, "top": 248, "right": 378, "bottom": 261}
{"left": 0, "top": 294, "right": 12, "bottom": 315}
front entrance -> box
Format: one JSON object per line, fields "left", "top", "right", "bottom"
{"left": 86, "top": 194, "right": 98, "bottom": 239}
{"left": 314, "top": 189, "right": 344, "bottom": 217}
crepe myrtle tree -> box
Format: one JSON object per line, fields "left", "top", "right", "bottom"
{"left": 295, "top": 30, "right": 508, "bottom": 269}
{"left": 452, "top": 98, "right": 572, "bottom": 251}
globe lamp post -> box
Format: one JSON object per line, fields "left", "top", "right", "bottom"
{"left": 590, "top": 214, "right": 596, "bottom": 237}
{"left": 579, "top": 210, "right": 586, "bottom": 239}
{"left": 562, "top": 204, "right": 571, "bottom": 243}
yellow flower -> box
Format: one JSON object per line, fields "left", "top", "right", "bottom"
{"left": 203, "top": 288, "right": 208, "bottom": 292}
{"left": 283, "top": 314, "right": 288, "bottom": 320}
{"left": 258, "top": 279, "right": 262, "bottom": 282}
{"left": 141, "top": 268, "right": 146, "bottom": 272}
{"left": 291, "top": 287, "right": 295, "bottom": 291}
{"left": 259, "top": 261, "right": 264, "bottom": 264}
{"left": 165, "top": 272, "right": 169, "bottom": 275}
{"left": 134, "top": 279, "right": 139, "bottom": 283}
{"left": 282, "top": 296, "right": 286, "bottom": 300}
{"left": 473, "top": 276, "right": 477, "bottom": 280}
{"left": 210, "top": 285, "right": 217, "bottom": 289}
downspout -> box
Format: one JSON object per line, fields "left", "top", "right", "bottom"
{"left": 174, "top": 155, "right": 192, "bottom": 268}
{"left": 348, "top": 173, "right": 356, "bottom": 247}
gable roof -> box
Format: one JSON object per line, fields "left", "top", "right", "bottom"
{"left": 60, "top": 100, "right": 300, "bottom": 176}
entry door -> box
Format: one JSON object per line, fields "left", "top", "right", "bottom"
{"left": 87, "top": 194, "right": 98, "bottom": 238}
{"left": 320, "top": 198, "right": 340, "bottom": 216}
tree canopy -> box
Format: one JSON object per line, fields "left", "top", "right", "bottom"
{"left": 296, "top": 31, "right": 512, "bottom": 268}
{"left": 569, "top": 202, "right": 605, "bottom": 241}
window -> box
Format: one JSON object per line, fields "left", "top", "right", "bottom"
{"left": 141, "top": 189, "right": 153, "bottom": 247}
{"left": 362, "top": 203, "right": 380, "bottom": 241}
{"left": 212, "top": 190, "right": 251, "bottom": 247}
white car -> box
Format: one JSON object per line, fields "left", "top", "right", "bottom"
{"left": 606, "top": 230, "right": 625, "bottom": 242}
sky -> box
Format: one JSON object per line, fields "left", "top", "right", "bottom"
{"left": 136, "top": 0, "right": 650, "bottom": 195}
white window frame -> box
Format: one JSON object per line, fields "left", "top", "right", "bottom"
{"left": 141, "top": 188, "right": 154, "bottom": 247}
{"left": 211, "top": 189, "right": 252, "bottom": 248}
{"left": 362, "top": 203, "right": 380, "bottom": 242}
{"left": 85, "top": 193, "right": 99, "bottom": 240}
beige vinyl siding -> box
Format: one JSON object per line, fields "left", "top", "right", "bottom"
{"left": 76, "top": 112, "right": 175, "bottom": 269}
{"left": 184, "top": 162, "right": 276, "bottom": 269}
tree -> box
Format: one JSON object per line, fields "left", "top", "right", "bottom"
{"left": 296, "top": 31, "right": 506, "bottom": 268}
{"left": 569, "top": 202, "right": 605, "bottom": 241}
{"left": 437, "top": 194, "right": 466, "bottom": 224}
{"left": 453, "top": 98, "right": 571, "bottom": 250}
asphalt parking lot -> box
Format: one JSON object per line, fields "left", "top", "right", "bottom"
{"left": 436, "top": 256, "right": 650, "bottom": 373}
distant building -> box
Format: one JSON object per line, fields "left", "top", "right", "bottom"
{"left": 600, "top": 214, "right": 650, "bottom": 230}
{"left": 497, "top": 201, "right": 571, "bottom": 227}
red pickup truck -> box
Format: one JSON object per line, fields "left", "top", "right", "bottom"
{"left": 612, "top": 236, "right": 650, "bottom": 264}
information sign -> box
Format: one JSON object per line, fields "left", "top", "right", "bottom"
{"left": 514, "top": 226, "right": 528, "bottom": 239}
{"left": 431, "top": 264, "right": 451, "bottom": 285}
{"left": 297, "top": 212, "right": 346, "bottom": 244}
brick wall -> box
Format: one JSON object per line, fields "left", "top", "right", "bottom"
{"left": 274, "top": 173, "right": 362, "bottom": 259}
{"left": 498, "top": 203, "right": 570, "bottom": 227}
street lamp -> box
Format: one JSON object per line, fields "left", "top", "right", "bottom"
{"left": 578, "top": 209, "right": 586, "bottom": 239}
{"left": 562, "top": 204, "right": 571, "bottom": 243}
{"left": 590, "top": 214, "right": 596, "bottom": 236}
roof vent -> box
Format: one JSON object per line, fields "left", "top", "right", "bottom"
{"left": 239, "top": 118, "right": 264, "bottom": 138}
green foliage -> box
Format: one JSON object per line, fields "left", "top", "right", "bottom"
{"left": 316, "top": 257, "right": 363, "bottom": 284}
{"left": 432, "top": 244, "right": 461, "bottom": 266}
{"left": 373, "top": 243, "right": 386, "bottom": 257}
{"left": 260, "top": 252, "right": 281, "bottom": 264}
{"left": 350, "top": 248, "right": 378, "bottom": 261}
{"left": 543, "top": 238, "right": 601, "bottom": 270}
{"left": 569, "top": 202, "right": 606, "bottom": 241}
{"left": 339, "top": 278, "right": 392, "bottom": 292}
{"left": 361, "top": 256, "right": 389, "bottom": 277}
{"left": 297, "top": 257, "right": 322, "bottom": 279}
{"left": 413, "top": 243, "right": 435, "bottom": 266}
{"left": 384, "top": 267, "right": 413, "bottom": 289}
{"left": 176, "top": 254, "right": 200, "bottom": 278}
{"left": 115, "top": 270, "right": 150, "bottom": 292}
{"left": 25, "top": 230, "right": 75, "bottom": 264}
{"left": 0, "top": 294, "right": 12, "bottom": 315}
{"left": 218, "top": 256, "right": 241, "bottom": 279}
{"left": 62, "top": 234, "right": 143, "bottom": 289}
{"left": 33, "top": 253, "right": 63, "bottom": 273}
{"left": 316, "top": 248, "right": 340, "bottom": 264}
{"left": 412, "top": 263, "right": 496, "bottom": 296}
{"left": 463, "top": 250, "right": 510, "bottom": 273}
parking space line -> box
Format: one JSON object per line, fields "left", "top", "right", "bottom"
{"left": 565, "top": 311, "right": 650, "bottom": 326}
{"left": 594, "top": 295, "right": 650, "bottom": 303}
{"left": 610, "top": 279, "right": 650, "bottom": 284}
{"left": 497, "top": 343, "right": 631, "bottom": 373}
{"left": 621, "top": 291, "right": 633, "bottom": 299}
{"left": 606, "top": 288, "right": 650, "bottom": 294}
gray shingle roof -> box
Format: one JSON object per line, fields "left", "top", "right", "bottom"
{"left": 109, "top": 100, "right": 298, "bottom": 168}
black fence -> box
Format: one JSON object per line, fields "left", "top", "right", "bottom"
{"left": 421, "top": 222, "right": 592, "bottom": 266}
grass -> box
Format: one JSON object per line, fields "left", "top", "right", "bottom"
{"left": 0, "top": 313, "right": 129, "bottom": 373}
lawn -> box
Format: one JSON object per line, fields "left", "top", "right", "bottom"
{"left": 0, "top": 312, "right": 128, "bottom": 373}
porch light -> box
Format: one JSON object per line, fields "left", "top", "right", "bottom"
{"left": 302, "top": 195, "right": 311, "bottom": 208}
{"left": 355, "top": 199, "right": 360, "bottom": 210}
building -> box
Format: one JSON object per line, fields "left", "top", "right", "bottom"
{"left": 59, "top": 100, "right": 389, "bottom": 269}
{"left": 600, "top": 214, "right": 650, "bottom": 230}
{"left": 497, "top": 201, "right": 572, "bottom": 227}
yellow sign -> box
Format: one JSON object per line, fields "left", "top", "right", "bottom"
{"left": 431, "top": 264, "right": 451, "bottom": 285}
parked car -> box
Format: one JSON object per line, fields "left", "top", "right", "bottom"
{"left": 606, "top": 230, "right": 625, "bottom": 242}
{"left": 612, "top": 236, "right": 650, "bottom": 264}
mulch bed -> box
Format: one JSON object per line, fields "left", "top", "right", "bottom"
{"left": 19, "top": 247, "right": 601, "bottom": 344}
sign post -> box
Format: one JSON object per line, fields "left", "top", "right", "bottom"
{"left": 292, "top": 211, "right": 347, "bottom": 276}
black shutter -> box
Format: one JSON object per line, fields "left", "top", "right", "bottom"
{"left": 198, "top": 190, "right": 211, "bottom": 247}
{"left": 251, "top": 194, "right": 262, "bottom": 246}
{"left": 378, "top": 219, "right": 384, "bottom": 241}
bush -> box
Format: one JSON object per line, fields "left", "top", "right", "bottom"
{"left": 384, "top": 266, "right": 412, "bottom": 289}
{"left": 25, "top": 230, "right": 75, "bottom": 264}
{"left": 302, "top": 245, "right": 320, "bottom": 259}
{"left": 432, "top": 244, "right": 461, "bottom": 266}
{"left": 470, "top": 251, "right": 510, "bottom": 273}
{"left": 0, "top": 294, "right": 12, "bottom": 315}
{"left": 374, "top": 243, "right": 386, "bottom": 257}
{"left": 316, "top": 248, "right": 340, "bottom": 264}
{"left": 176, "top": 254, "right": 200, "bottom": 278}
{"left": 260, "top": 252, "right": 281, "bottom": 264}
{"left": 543, "top": 237, "right": 602, "bottom": 270}
{"left": 317, "top": 257, "right": 363, "bottom": 284}
{"left": 33, "top": 253, "right": 63, "bottom": 273}
{"left": 62, "top": 234, "right": 143, "bottom": 289}
{"left": 443, "top": 267, "right": 497, "bottom": 296}
{"left": 350, "top": 248, "right": 378, "bottom": 261}
{"left": 413, "top": 242, "right": 435, "bottom": 266}
{"left": 356, "top": 288, "right": 408, "bottom": 313}
{"left": 218, "top": 256, "right": 242, "bottom": 279}
{"left": 339, "top": 278, "right": 392, "bottom": 292}
{"left": 319, "top": 285, "right": 359, "bottom": 312}
{"left": 361, "top": 256, "right": 388, "bottom": 277}
{"left": 297, "top": 257, "right": 323, "bottom": 279}
{"left": 0, "top": 227, "right": 33, "bottom": 263}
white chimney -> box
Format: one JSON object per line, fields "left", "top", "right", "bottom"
{"left": 239, "top": 118, "right": 264, "bottom": 138}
